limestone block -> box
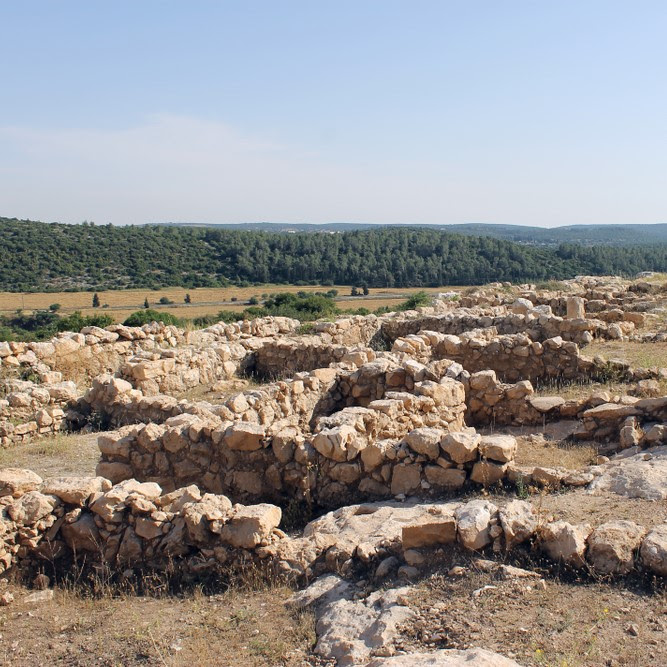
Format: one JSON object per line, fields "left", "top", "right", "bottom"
{"left": 499, "top": 500, "right": 537, "bottom": 549}
{"left": 587, "top": 520, "right": 646, "bottom": 574}
{"left": 540, "top": 521, "right": 591, "bottom": 566}
{"left": 455, "top": 500, "right": 497, "bottom": 550}
{"left": 61, "top": 513, "right": 101, "bottom": 552}
{"left": 223, "top": 423, "right": 265, "bottom": 451}
{"left": 220, "top": 503, "right": 282, "bottom": 548}
{"left": 401, "top": 515, "right": 457, "bottom": 549}
{"left": 404, "top": 428, "right": 442, "bottom": 459}
{"left": 478, "top": 434, "right": 517, "bottom": 463}
{"left": 640, "top": 524, "right": 667, "bottom": 576}
{"left": 470, "top": 461, "right": 508, "bottom": 486}
{"left": 0, "top": 469, "right": 43, "bottom": 498}
{"left": 41, "top": 476, "right": 111, "bottom": 506}
{"left": 441, "top": 431, "right": 480, "bottom": 463}
{"left": 390, "top": 463, "right": 421, "bottom": 495}
{"left": 424, "top": 466, "right": 466, "bottom": 490}
{"left": 8, "top": 491, "right": 58, "bottom": 525}
{"left": 566, "top": 297, "right": 585, "bottom": 319}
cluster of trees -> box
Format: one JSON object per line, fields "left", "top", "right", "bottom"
{"left": 3, "top": 218, "right": 667, "bottom": 292}
{"left": 0, "top": 310, "right": 114, "bottom": 342}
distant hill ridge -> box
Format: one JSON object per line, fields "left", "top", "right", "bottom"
{"left": 160, "top": 221, "right": 667, "bottom": 246}
{"left": 2, "top": 216, "right": 667, "bottom": 292}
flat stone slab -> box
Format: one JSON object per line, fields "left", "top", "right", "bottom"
{"left": 529, "top": 396, "right": 565, "bottom": 413}
{"left": 587, "top": 446, "right": 667, "bottom": 500}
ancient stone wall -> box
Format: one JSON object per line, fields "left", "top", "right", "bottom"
{"left": 0, "top": 379, "right": 79, "bottom": 447}
{"left": 0, "top": 469, "right": 284, "bottom": 577}
{"left": 0, "top": 317, "right": 300, "bottom": 386}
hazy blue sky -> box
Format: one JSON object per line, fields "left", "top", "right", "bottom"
{"left": 1, "top": 1, "right": 665, "bottom": 226}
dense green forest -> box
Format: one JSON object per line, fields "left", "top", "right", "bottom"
{"left": 167, "top": 221, "right": 667, "bottom": 246}
{"left": 1, "top": 217, "right": 666, "bottom": 292}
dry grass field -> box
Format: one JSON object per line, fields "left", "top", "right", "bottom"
{"left": 0, "top": 285, "right": 457, "bottom": 323}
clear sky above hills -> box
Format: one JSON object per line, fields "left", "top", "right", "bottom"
{"left": 1, "top": 1, "right": 665, "bottom": 226}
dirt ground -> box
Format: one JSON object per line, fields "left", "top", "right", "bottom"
{"left": 0, "top": 432, "right": 99, "bottom": 478}
{"left": 0, "top": 582, "right": 316, "bottom": 666}
{"left": 401, "top": 550, "right": 667, "bottom": 667}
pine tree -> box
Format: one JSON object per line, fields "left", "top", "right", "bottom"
{"left": 92, "top": 293, "right": 100, "bottom": 308}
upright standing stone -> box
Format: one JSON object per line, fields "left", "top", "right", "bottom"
{"left": 566, "top": 297, "right": 585, "bottom": 319}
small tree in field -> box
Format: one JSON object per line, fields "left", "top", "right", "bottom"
{"left": 144, "top": 297, "right": 150, "bottom": 309}
{"left": 184, "top": 293, "right": 191, "bottom": 304}
{"left": 92, "top": 293, "right": 100, "bottom": 308}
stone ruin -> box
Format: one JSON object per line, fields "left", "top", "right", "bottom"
{"left": 1, "top": 276, "right": 666, "bottom": 664}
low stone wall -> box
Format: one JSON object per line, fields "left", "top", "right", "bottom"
{"left": 121, "top": 344, "right": 246, "bottom": 395}
{"left": 0, "top": 317, "right": 300, "bottom": 386}
{"left": 379, "top": 308, "right": 625, "bottom": 347}
{"left": 393, "top": 328, "right": 660, "bottom": 385}
{"left": 0, "top": 468, "right": 284, "bottom": 577}
{"left": 92, "top": 370, "right": 479, "bottom": 507}
{"left": 0, "top": 379, "right": 79, "bottom": 447}
{"left": 264, "top": 496, "right": 666, "bottom": 581}
{"left": 2, "top": 469, "right": 664, "bottom": 585}
{"left": 252, "top": 337, "right": 376, "bottom": 380}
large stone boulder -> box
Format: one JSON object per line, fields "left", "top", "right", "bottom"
{"left": 41, "top": 476, "right": 112, "bottom": 506}
{"left": 640, "top": 523, "right": 667, "bottom": 576}
{"left": 540, "top": 521, "right": 591, "bottom": 566}
{"left": 220, "top": 503, "right": 282, "bottom": 549}
{"left": 455, "top": 500, "right": 497, "bottom": 551}
{"left": 440, "top": 431, "right": 480, "bottom": 464}
{"left": 587, "top": 520, "right": 646, "bottom": 574}
{"left": 7, "top": 491, "right": 58, "bottom": 525}
{"left": 499, "top": 499, "right": 538, "bottom": 549}
{"left": 0, "top": 469, "right": 43, "bottom": 498}
{"left": 404, "top": 428, "right": 442, "bottom": 459}
{"left": 478, "top": 435, "right": 517, "bottom": 463}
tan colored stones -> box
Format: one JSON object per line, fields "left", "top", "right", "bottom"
{"left": 41, "top": 476, "right": 111, "bottom": 506}
{"left": 220, "top": 503, "right": 282, "bottom": 548}
{"left": 499, "top": 500, "right": 537, "bottom": 549}
{"left": 470, "top": 461, "right": 507, "bottom": 486}
{"left": 424, "top": 466, "right": 466, "bottom": 490}
{"left": 223, "top": 422, "right": 265, "bottom": 451}
{"left": 404, "top": 428, "right": 441, "bottom": 459}
{"left": 0, "top": 469, "right": 43, "bottom": 498}
{"left": 401, "top": 515, "right": 457, "bottom": 549}
{"left": 7, "top": 491, "right": 58, "bottom": 525}
{"left": 587, "top": 520, "right": 646, "bottom": 575}
{"left": 440, "top": 431, "right": 480, "bottom": 463}
{"left": 478, "top": 435, "right": 517, "bottom": 463}
{"left": 640, "top": 523, "right": 667, "bottom": 575}
{"left": 455, "top": 500, "right": 497, "bottom": 550}
{"left": 540, "top": 521, "right": 591, "bottom": 566}
{"left": 390, "top": 464, "right": 421, "bottom": 495}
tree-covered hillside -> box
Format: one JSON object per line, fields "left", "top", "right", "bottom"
{"left": 1, "top": 217, "right": 666, "bottom": 292}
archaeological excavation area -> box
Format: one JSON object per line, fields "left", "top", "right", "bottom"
{"left": 0, "top": 276, "right": 666, "bottom": 666}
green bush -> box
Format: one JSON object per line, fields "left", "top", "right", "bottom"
{"left": 123, "top": 309, "right": 182, "bottom": 327}
{"left": 57, "top": 311, "right": 114, "bottom": 332}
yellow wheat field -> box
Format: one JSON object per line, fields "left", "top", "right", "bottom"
{"left": 0, "top": 285, "right": 459, "bottom": 323}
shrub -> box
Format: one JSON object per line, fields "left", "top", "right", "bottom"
{"left": 57, "top": 311, "right": 114, "bottom": 332}
{"left": 123, "top": 309, "right": 182, "bottom": 327}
